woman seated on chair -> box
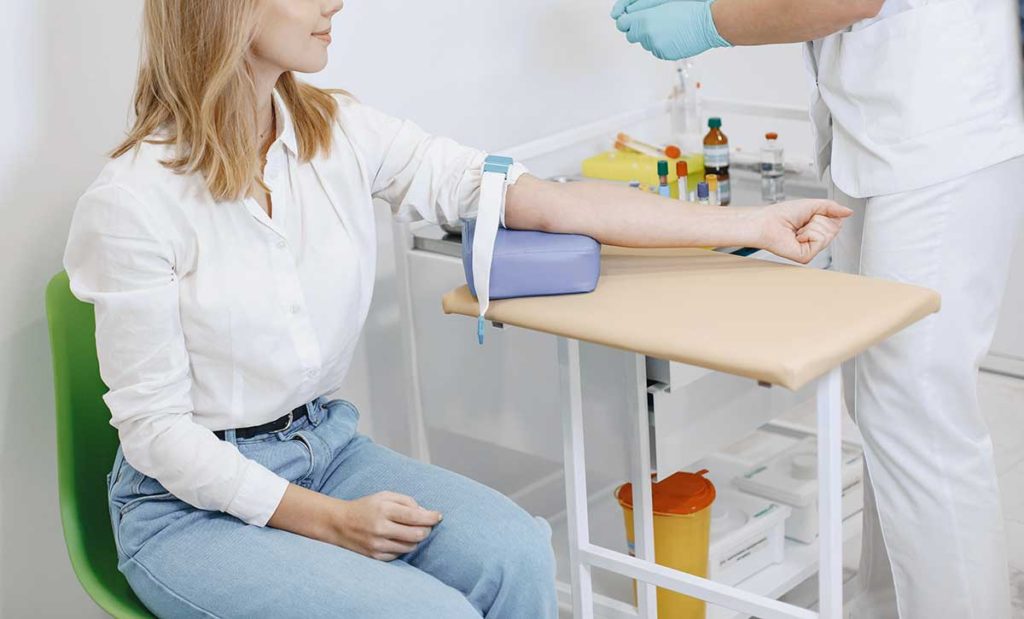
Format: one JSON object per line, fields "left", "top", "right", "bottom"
{"left": 62, "top": 0, "right": 850, "bottom": 616}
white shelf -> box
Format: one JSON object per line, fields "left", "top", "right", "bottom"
{"left": 707, "top": 511, "right": 862, "bottom": 619}
{"left": 551, "top": 490, "right": 862, "bottom": 619}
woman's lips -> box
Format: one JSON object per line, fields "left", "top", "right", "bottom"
{"left": 313, "top": 30, "right": 332, "bottom": 44}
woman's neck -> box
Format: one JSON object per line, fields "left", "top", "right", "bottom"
{"left": 251, "top": 62, "right": 284, "bottom": 157}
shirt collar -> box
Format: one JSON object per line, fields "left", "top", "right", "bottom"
{"left": 271, "top": 89, "right": 299, "bottom": 156}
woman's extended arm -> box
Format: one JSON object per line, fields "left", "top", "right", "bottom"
{"left": 504, "top": 175, "right": 852, "bottom": 264}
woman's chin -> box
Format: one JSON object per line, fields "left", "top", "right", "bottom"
{"left": 291, "top": 51, "right": 330, "bottom": 74}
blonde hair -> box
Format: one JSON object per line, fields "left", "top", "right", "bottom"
{"left": 112, "top": 0, "right": 340, "bottom": 201}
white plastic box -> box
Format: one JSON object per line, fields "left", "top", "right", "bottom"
{"left": 735, "top": 437, "right": 864, "bottom": 544}
{"left": 707, "top": 488, "right": 791, "bottom": 586}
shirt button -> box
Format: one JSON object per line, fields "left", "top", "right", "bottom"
{"left": 276, "top": 240, "right": 286, "bottom": 249}
{"left": 290, "top": 304, "right": 302, "bottom": 314}
{"left": 307, "top": 369, "right": 319, "bottom": 379}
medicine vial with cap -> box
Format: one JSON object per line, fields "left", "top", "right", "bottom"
{"left": 703, "top": 118, "right": 731, "bottom": 205}
{"left": 760, "top": 132, "right": 785, "bottom": 203}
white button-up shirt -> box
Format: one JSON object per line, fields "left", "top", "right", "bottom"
{"left": 64, "top": 90, "right": 525, "bottom": 526}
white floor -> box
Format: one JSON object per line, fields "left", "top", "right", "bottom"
{"left": 981, "top": 371, "right": 1024, "bottom": 618}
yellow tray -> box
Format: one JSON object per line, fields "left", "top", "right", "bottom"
{"left": 582, "top": 150, "right": 706, "bottom": 199}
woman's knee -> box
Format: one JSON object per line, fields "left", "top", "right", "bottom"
{"left": 484, "top": 510, "right": 557, "bottom": 582}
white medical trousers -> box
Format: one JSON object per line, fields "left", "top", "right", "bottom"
{"left": 829, "top": 155, "right": 1024, "bottom": 618}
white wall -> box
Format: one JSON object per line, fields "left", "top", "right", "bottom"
{"left": 697, "top": 43, "right": 816, "bottom": 164}
{"left": 0, "top": 0, "right": 673, "bottom": 615}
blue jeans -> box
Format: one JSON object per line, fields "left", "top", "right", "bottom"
{"left": 107, "top": 397, "right": 558, "bottom": 618}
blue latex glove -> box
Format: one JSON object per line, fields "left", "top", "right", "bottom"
{"left": 614, "top": 0, "right": 731, "bottom": 60}
{"left": 610, "top": 0, "right": 674, "bottom": 19}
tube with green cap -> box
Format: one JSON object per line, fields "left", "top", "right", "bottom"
{"left": 657, "top": 160, "right": 671, "bottom": 197}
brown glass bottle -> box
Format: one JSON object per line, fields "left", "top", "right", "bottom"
{"left": 703, "top": 117, "right": 731, "bottom": 205}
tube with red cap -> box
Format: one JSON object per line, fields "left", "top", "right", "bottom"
{"left": 676, "top": 160, "right": 690, "bottom": 201}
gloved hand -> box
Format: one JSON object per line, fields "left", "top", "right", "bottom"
{"left": 610, "top": 0, "right": 674, "bottom": 20}
{"left": 614, "top": 0, "right": 732, "bottom": 60}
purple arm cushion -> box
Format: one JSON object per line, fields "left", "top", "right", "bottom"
{"left": 461, "top": 217, "right": 601, "bottom": 300}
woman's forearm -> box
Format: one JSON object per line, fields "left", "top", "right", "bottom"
{"left": 711, "top": 0, "right": 883, "bottom": 45}
{"left": 504, "top": 175, "right": 764, "bottom": 249}
{"left": 269, "top": 483, "right": 337, "bottom": 540}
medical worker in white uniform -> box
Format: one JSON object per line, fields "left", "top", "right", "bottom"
{"left": 612, "top": 0, "right": 1024, "bottom": 616}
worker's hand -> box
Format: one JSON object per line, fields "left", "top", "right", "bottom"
{"left": 610, "top": 0, "right": 675, "bottom": 19}
{"left": 615, "top": 0, "right": 731, "bottom": 60}
{"left": 757, "top": 200, "right": 853, "bottom": 264}
{"left": 332, "top": 491, "right": 443, "bottom": 561}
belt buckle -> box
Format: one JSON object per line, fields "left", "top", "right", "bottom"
{"left": 279, "top": 409, "right": 294, "bottom": 433}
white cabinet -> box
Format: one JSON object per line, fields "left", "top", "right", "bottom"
{"left": 648, "top": 360, "right": 816, "bottom": 478}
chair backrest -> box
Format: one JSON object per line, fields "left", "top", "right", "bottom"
{"left": 45, "top": 271, "right": 150, "bottom": 617}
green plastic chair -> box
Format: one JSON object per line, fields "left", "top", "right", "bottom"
{"left": 46, "top": 271, "right": 153, "bottom": 618}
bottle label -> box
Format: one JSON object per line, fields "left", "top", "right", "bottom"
{"left": 719, "top": 179, "right": 731, "bottom": 205}
{"left": 704, "top": 145, "right": 730, "bottom": 169}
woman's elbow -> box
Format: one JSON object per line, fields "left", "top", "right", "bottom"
{"left": 504, "top": 176, "right": 559, "bottom": 233}
{"left": 852, "top": 0, "right": 884, "bottom": 20}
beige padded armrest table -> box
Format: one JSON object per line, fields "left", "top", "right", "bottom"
{"left": 443, "top": 247, "right": 940, "bottom": 619}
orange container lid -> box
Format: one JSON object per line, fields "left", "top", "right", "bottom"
{"left": 616, "top": 470, "right": 716, "bottom": 516}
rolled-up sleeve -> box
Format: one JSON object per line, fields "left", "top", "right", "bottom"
{"left": 63, "top": 185, "right": 288, "bottom": 526}
{"left": 336, "top": 95, "right": 527, "bottom": 227}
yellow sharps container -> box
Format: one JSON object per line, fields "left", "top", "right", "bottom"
{"left": 615, "top": 469, "right": 716, "bottom": 619}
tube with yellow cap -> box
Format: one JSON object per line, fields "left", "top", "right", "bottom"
{"left": 706, "top": 174, "right": 720, "bottom": 206}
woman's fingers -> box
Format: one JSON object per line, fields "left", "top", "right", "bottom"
{"left": 379, "top": 491, "right": 419, "bottom": 508}
{"left": 787, "top": 199, "right": 851, "bottom": 228}
{"left": 797, "top": 213, "right": 841, "bottom": 241}
{"left": 383, "top": 521, "right": 434, "bottom": 544}
{"left": 388, "top": 503, "right": 443, "bottom": 527}
{"left": 374, "top": 536, "right": 421, "bottom": 555}
{"left": 815, "top": 201, "right": 853, "bottom": 219}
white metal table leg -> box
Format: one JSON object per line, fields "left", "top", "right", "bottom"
{"left": 817, "top": 367, "right": 843, "bottom": 618}
{"left": 558, "top": 337, "right": 594, "bottom": 619}
{"left": 628, "top": 352, "right": 657, "bottom": 617}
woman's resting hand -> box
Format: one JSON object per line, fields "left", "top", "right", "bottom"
{"left": 755, "top": 199, "right": 852, "bottom": 264}
{"left": 333, "top": 491, "right": 443, "bottom": 561}
{"left": 268, "top": 484, "right": 443, "bottom": 561}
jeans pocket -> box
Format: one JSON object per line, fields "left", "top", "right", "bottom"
{"left": 116, "top": 476, "right": 185, "bottom": 559}
{"left": 237, "top": 434, "right": 315, "bottom": 486}
{"left": 107, "top": 447, "right": 127, "bottom": 496}
{"left": 319, "top": 399, "right": 361, "bottom": 455}
{"left": 326, "top": 398, "right": 360, "bottom": 422}
{"left": 119, "top": 490, "right": 177, "bottom": 517}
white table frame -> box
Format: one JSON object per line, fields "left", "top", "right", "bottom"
{"left": 557, "top": 337, "right": 843, "bottom": 619}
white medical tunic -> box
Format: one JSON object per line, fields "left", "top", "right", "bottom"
{"left": 805, "top": 0, "right": 1024, "bottom": 197}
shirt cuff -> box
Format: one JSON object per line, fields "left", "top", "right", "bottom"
{"left": 501, "top": 162, "right": 530, "bottom": 229}
{"left": 225, "top": 459, "right": 290, "bottom": 526}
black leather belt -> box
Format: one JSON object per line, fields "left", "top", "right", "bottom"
{"left": 214, "top": 404, "right": 308, "bottom": 440}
